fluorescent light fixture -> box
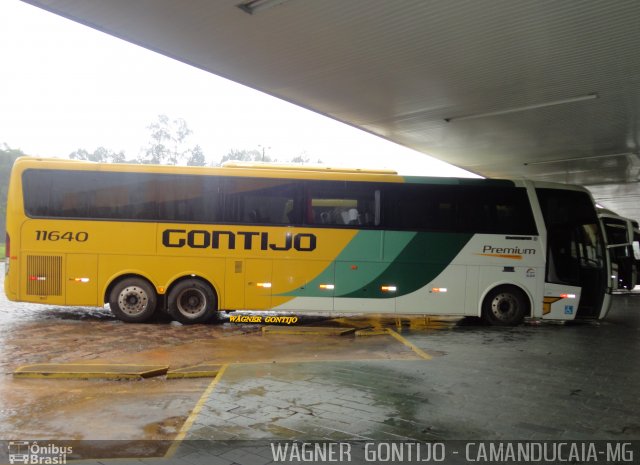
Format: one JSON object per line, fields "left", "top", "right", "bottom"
{"left": 524, "top": 152, "right": 634, "bottom": 166}
{"left": 444, "top": 93, "right": 597, "bottom": 122}
{"left": 237, "top": 0, "right": 290, "bottom": 14}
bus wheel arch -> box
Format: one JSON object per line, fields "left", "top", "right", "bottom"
{"left": 480, "top": 284, "right": 531, "bottom": 326}
{"left": 107, "top": 274, "right": 158, "bottom": 323}
{"left": 166, "top": 276, "right": 219, "bottom": 324}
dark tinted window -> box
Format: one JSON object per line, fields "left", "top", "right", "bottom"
{"left": 602, "top": 218, "right": 629, "bottom": 246}
{"left": 24, "top": 170, "right": 155, "bottom": 220}
{"left": 156, "top": 174, "right": 222, "bottom": 223}
{"left": 222, "top": 178, "right": 300, "bottom": 225}
{"left": 23, "top": 169, "right": 303, "bottom": 225}
{"left": 384, "top": 185, "right": 456, "bottom": 231}
{"left": 536, "top": 189, "right": 604, "bottom": 285}
{"left": 23, "top": 168, "right": 536, "bottom": 235}
{"left": 535, "top": 188, "right": 598, "bottom": 227}
{"left": 383, "top": 184, "right": 537, "bottom": 234}
{"left": 305, "top": 181, "right": 380, "bottom": 227}
{"left": 23, "top": 170, "right": 224, "bottom": 223}
{"left": 459, "top": 186, "right": 537, "bottom": 234}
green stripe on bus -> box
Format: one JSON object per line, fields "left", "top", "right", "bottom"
{"left": 332, "top": 231, "right": 415, "bottom": 295}
{"left": 277, "top": 230, "right": 414, "bottom": 298}
{"left": 338, "top": 232, "right": 473, "bottom": 298}
{"left": 402, "top": 176, "right": 515, "bottom": 187}
{"left": 279, "top": 231, "right": 472, "bottom": 299}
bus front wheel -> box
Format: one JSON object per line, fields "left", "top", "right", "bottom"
{"left": 167, "top": 279, "right": 218, "bottom": 324}
{"left": 109, "top": 278, "right": 157, "bottom": 323}
{"left": 482, "top": 286, "right": 528, "bottom": 326}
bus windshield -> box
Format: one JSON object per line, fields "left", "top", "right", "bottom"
{"left": 536, "top": 188, "right": 606, "bottom": 317}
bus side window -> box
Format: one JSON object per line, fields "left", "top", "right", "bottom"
{"left": 222, "top": 178, "right": 299, "bottom": 225}
{"left": 458, "top": 186, "right": 537, "bottom": 235}
{"left": 305, "top": 181, "right": 380, "bottom": 227}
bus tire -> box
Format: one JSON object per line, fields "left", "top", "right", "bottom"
{"left": 482, "top": 286, "right": 528, "bottom": 326}
{"left": 167, "top": 279, "right": 218, "bottom": 324}
{"left": 109, "top": 278, "right": 157, "bottom": 323}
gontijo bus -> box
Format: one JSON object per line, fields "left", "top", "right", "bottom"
{"left": 4, "top": 157, "right": 622, "bottom": 325}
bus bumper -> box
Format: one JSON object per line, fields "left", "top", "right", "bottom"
{"left": 541, "top": 283, "right": 581, "bottom": 320}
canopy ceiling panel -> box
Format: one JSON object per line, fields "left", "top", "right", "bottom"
{"left": 24, "top": 0, "right": 640, "bottom": 220}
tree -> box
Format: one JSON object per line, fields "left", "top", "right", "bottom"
{"left": 290, "top": 153, "right": 324, "bottom": 165}
{"left": 218, "top": 149, "right": 323, "bottom": 166}
{"left": 69, "top": 147, "right": 126, "bottom": 163}
{"left": 0, "top": 144, "right": 25, "bottom": 238}
{"left": 218, "top": 148, "right": 275, "bottom": 166}
{"left": 290, "top": 154, "right": 310, "bottom": 164}
{"left": 140, "top": 114, "right": 204, "bottom": 165}
{"left": 186, "top": 145, "right": 205, "bottom": 166}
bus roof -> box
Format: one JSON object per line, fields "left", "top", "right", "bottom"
{"left": 221, "top": 161, "right": 398, "bottom": 175}
{"left": 11, "top": 156, "right": 589, "bottom": 191}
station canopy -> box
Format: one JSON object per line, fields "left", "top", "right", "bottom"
{"left": 23, "top": 0, "right": 640, "bottom": 221}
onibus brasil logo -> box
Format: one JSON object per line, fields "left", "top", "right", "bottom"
{"left": 8, "top": 441, "right": 72, "bottom": 464}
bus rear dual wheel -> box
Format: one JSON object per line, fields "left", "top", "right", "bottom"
{"left": 167, "top": 279, "right": 218, "bottom": 324}
{"left": 108, "top": 278, "right": 157, "bottom": 323}
{"left": 481, "top": 286, "right": 528, "bottom": 326}
{"left": 108, "top": 277, "right": 218, "bottom": 324}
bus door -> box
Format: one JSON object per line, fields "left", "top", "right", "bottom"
{"left": 602, "top": 216, "right": 637, "bottom": 290}
{"left": 546, "top": 222, "right": 606, "bottom": 318}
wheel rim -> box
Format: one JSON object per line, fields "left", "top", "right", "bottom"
{"left": 490, "top": 292, "right": 518, "bottom": 322}
{"left": 176, "top": 288, "right": 207, "bottom": 318}
{"left": 117, "top": 286, "right": 149, "bottom": 316}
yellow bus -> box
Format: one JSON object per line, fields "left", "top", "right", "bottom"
{"left": 4, "top": 157, "right": 622, "bottom": 325}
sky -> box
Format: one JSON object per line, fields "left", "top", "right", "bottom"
{"left": 0, "top": 0, "right": 476, "bottom": 177}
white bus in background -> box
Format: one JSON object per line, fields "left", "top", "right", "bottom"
{"left": 599, "top": 209, "right": 640, "bottom": 291}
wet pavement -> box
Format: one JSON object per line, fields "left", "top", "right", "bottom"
{"left": 1, "top": 262, "right": 640, "bottom": 463}
{"left": 187, "top": 299, "right": 640, "bottom": 442}
{"left": 0, "top": 263, "right": 423, "bottom": 443}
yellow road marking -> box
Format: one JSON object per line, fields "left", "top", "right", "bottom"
{"left": 13, "top": 363, "right": 168, "bottom": 379}
{"left": 385, "top": 329, "right": 432, "bottom": 360}
{"left": 165, "top": 363, "right": 229, "bottom": 458}
{"left": 166, "top": 364, "right": 221, "bottom": 379}
{"left": 354, "top": 328, "right": 388, "bottom": 336}
{"left": 262, "top": 326, "right": 356, "bottom": 336}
